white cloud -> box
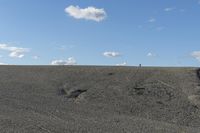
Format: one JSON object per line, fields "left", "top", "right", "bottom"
{"left": 156, "top": 26, "right": 165, "bottom": 31}
{"left": 103, "top": 51, "right": 121, "bottom": 57}
{"left": 33, "top": 56, "right": 39, "bottom": 60}
{"left": 116, "top": 62, "right": 127, "bottom": 66}
{"left": 9, "top": 51, "right": 25, "bottom": 58}
{"left": 0, "top": 62, "right": 7, "bottom": 65}
{"left": 148, "top": 18, "right": 156, "bottom": 23}
{"left": 57, "top": 45, "right": 76, "bottom": 51}
{"left": 51, "top": 57, "right": 77, "bottom": 65}
{"left": 65, "top": 5, "right": 106, "bottom": 22}
{"left": 147, "top": 52, "right": 157, "bottom": 57}
{"left": 164, "top": 7, "right": 175, "bottom": 12}
{"left": 191, "top": 51, "right": 200, "bottom": 61}
{"left": 0, "top": 44, "right": 29, "bottom": 58}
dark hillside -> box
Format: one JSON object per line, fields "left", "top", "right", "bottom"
{"left": 0, "top": 66, "right": 200, "bottom": 133}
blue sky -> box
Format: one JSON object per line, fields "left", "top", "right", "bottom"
{"left": 0, "top": 0, "right": 200, "bottom": 66}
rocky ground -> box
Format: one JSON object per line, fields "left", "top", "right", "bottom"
{"left": 0, "top": 66, "right": 200, "bottom": 133}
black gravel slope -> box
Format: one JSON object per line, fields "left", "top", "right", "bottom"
{"left": 0, "top": 66, "right": 200, "bottom": 133}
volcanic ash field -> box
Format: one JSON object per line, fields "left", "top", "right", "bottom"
{"left": 0, "top": 66, "right": 200, "bottom": 133}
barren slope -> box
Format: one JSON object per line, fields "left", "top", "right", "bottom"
{"left": 0, "top": 66, "right": 200, "bottom": 133}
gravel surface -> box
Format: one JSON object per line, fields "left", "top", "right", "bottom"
{"left": 0, "top": 66, "right": 200, "bottom": 133}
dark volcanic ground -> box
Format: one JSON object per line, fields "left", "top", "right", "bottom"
{"left": 0, "top": 66, "right": 200, "bottom": 133}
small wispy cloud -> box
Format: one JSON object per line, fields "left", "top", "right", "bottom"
{"left": 103, "top": 51, "right": 121, "bottom": 57}
{"left": 0, "top": 61, "right": 8, "bottom": 65}
{"left": 51, "top": 57, "right": 77, "bottom": 65}
{"left": 191, "top": 51, "right": 200, "bottom": 61}
{"left": 57, "top": 45, "right": 75, "bottom": 51}
{"left": 179, "top": 9, "right": 185, "bottom": 12}
{"left": 116, "top": 62, "right": 127, "bottom": 66}
{"left": 32, "top": 56, "right": 39, "bottom": 60}
{"left": 65, "top": 5, "right": 106, "bottom": 22}
{"left": 147, "top": 52, "right": 157, "bottom": 57}
{"left": 148, "top": 18, "right": 156, "bottom": 23}
{"left": 0, "top": 62, "right": 7, "bottom": 65}
{"left": 0, "top": 44, "right": 29, "bottom": 58}
{"left": 164, "top": 7, "right": 175, "bottom": 12}
{"left": 156, "top": 26, "right": 165, "bottom": 31}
